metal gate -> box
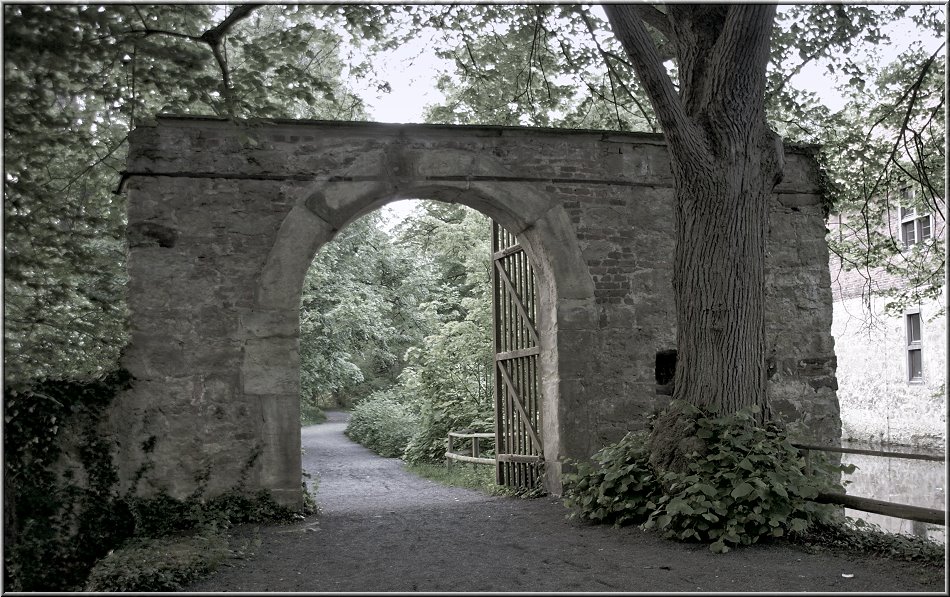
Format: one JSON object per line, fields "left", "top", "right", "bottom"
{"left": 491, "top": 221, "right": 542, "bottom": 488}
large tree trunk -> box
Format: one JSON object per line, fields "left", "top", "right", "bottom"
{"left": 670, "top": 130, "right": 779, "bottom": 418}
{"left": 604, "top": 5, "right": 784, "bottom": 470}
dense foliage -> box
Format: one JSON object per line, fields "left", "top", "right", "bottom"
{"left": 3, "top": 3, "right": 373, "bottom": 385}
{"left": 396, "top": 203, "right": 495, "bottom": 464}
{"left": 3, "top": 372, "right": 135, "bottom": 590}
{"left": 2, "top": 372, "right": 310, "bottom": 591}
{"left": 344, "top": 392, "right": 420, "bottom": 458}
{"left": 300, "top": 212, "right": 427, "bottom": 409}
{"left": 307, "top": 202, "right": 495, "bottom": 463}
{"left": 562, "top": 404, "right": 850, "bottom": 553}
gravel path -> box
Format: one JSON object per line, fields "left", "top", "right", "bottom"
{"left": 186, "top": 411, "right": 945, "bottom": 592}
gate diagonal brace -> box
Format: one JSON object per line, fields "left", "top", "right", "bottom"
{"left": 493, "top": 259, "right": 540, "bottom": 345}
{"left": 496, "top": 361, "right": 542, "bottom": 453}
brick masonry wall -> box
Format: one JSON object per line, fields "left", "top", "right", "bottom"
{"left": 116, "top": 116, "right": 839, "bottom": 503}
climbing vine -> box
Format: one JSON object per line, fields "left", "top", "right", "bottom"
{"left": 3, "top": 371, "right": 314, "bottom": 591}
{"left": 3, "top": 371, "right": 135, "bottom": 590}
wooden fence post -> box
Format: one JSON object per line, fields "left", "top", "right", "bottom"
{"left": 447, "top": 433, "right": 453, "bottom": 470}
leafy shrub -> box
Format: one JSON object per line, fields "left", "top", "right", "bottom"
{"left": 345, "top": 392, "right": 419, "bottom": 458}
{"left": 300, "top": 401, "right": 327, "bottom": 425}
{"left": 399, "top": 360, "right": 494, "bottom": 465}
{"left": 126, "top": 489, "right": 302, "bottom": 538}
{"left": 562, "top": 431, "right": 663, "bottom": 526}
{"left": 562, "top": 403, "right": 849, "bottom": 553}
{"left": 643, "top": 405, "right": 845, "bottom": 553}
{"left": 402, "top": 398, "right": 494, "bottom": 464}
{"left": 84, "top": 531, "right": 230, "bottom": 592}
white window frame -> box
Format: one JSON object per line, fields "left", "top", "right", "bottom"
{"left": 905, "top": 309, "right": 923, "bottom": 383}
{"left": 899, "top": 189, "right": 933, "bottom": 248}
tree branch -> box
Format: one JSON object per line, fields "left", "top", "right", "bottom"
{"left": 771, "top": 35, "right": 837, "bottom": 98}
{"left": 631, "top": 4, "right": 672, "bottom": 40}
{"left": 122, "top": 4, "right": 262, "bottom": 114}
{"left": 855, "top": 43, "right": 944, "bottom": 220}
{"left": 200, "top": 4, "right": 262, "bottom": 45}
{"left": 603, "top": 5, "right": 690, "bottom": 149}
{"left": 706, "top": 5, "right": 777, "bottom": 122}
{"left": 123, "top": 27, "right": 203, "bottom": 43}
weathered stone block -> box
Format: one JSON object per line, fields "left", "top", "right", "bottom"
{"left": 242, "top": 337, "right": 300, "bottom": 396}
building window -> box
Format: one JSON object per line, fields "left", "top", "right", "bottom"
{"left": 899, "top": 189, "right": 932, "bottom": 247}
{"left": 906, "top": 311, "right": 923, "bottom": 382}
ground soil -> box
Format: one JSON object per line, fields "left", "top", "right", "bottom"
{"left": 185, "top": 411, "right": 946, "bottom": 592}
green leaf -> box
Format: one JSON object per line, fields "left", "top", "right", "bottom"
{"left": 731, "top": 482, "right": 755, "bottom": 499}
{"left": 710, "top": 540, "right": 731, "bottom": 554}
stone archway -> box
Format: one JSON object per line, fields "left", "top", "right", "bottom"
{"left": 247, "top": 149, "right": 597, "bottom": 503}
{"left": 114, "top": 116, "right": 840, "bottom": 507}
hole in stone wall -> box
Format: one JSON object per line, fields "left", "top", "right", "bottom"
{"left": 655, "top": 349, "right": 677, "bottom": 385}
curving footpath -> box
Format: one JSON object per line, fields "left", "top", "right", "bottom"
{"left": 185, "top": 411, "right": 945, "bottom": 592}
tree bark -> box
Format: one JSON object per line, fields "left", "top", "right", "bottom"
{"left": 604, "top": 5, "right": 784, "bottom": 433}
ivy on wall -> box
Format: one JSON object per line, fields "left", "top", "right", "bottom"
{"left": 4, "top": 370, "right": 135, "bottom": 590}
{"left": 3, "top": 371, "right": 313, "bottom": 591}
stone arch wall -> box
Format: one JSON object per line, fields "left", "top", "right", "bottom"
{"left": 114, "top": 116, "right": 839, "bottom": 506}
{"left": 249, "top": 148, "right": 597, "bottom": 499}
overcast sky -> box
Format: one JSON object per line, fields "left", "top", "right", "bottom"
{"left": 358, "top": 5, "right": 943, "bottom": 123}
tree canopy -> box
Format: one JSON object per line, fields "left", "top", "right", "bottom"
{"left": 3, "top": 2, "right": 944, "bottom": 391}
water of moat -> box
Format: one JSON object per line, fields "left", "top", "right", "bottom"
{"left": 839, "top": 441, "right": 946, "bottom": 544}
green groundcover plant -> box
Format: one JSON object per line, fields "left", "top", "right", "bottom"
{"left": 562, "top": 403, "right": 850, "bottom": 553}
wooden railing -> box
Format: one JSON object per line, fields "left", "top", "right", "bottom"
{"left": 441, "top": 434, "right": 945, "bottom": 525}
{"left": 792, "top": 442, "right": 946, "bottom": 526}
{"left": 446, "top": 431, "right": 495, "bottom": 467}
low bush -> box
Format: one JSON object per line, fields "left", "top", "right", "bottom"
{"left": 83, "top": 488, "right": 310, "bottom": 591}
{"left": 563, "top": 403, "right": 849, "bottom": 553}
{"left": 790, "top": 516, "right": 945, "bottom": 565}
{"left": 401, "top": 387, "right": 493, "bottom": 465}
{"left": 300, "top": 401, "right": 327, "bottom": 426}
{"left": 84, "top": 531, "right": 231, "bottom": 592}
{"left": 345, "top": 392, "right": 419, "bottom": 458}
{"left": 561, "top": 431, "right": 663, "bottom": 527}
{"left": 126, "top": 489, "right": 303, "bottom": 538}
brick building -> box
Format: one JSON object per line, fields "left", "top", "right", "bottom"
{"left": 828, "top": 188, "right": 947, "bottom": 450}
